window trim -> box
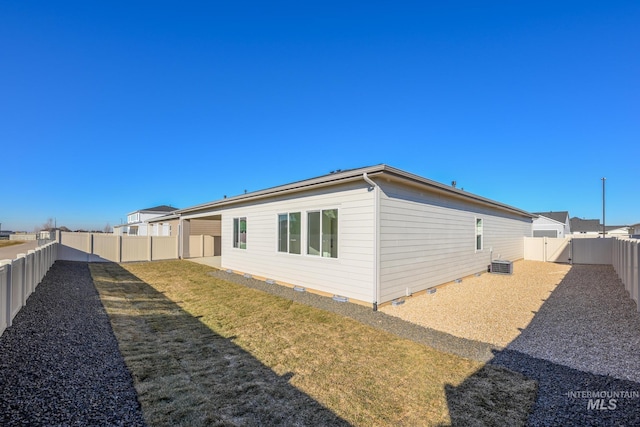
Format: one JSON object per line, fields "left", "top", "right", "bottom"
{"left": 307, "top": 208, "right": 338, "bottom": 259}
{"left": 475, "top": 217, "right": 483, "bottom": 252}
{"left": 277, "top": 212, "right": 301, "bottom": 255}
{"left": 233, "top": 217, "right": 247, "bottom": 249}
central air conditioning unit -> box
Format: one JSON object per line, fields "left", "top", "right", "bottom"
{"left": 490, "top": 260, "right": 513, "bottom": 275}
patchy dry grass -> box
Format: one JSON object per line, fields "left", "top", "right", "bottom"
{"left": 91, "top": 260, "right": 537, "bottom": 426}
{"left": 0, "top": 240, "right": 23, "bottom": 248}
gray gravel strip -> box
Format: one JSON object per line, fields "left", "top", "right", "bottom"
{"left": 506, "top": 264, "right": 640, "bottom": 383}
{"left": 0, "top": 261, "right": 146, "bottom": 426}
{"left": 492, "top": 349, "right": 640, "bottom": 426}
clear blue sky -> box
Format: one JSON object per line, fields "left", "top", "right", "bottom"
{"left": 1, "top": 1, "right": 638, "bottom": 231}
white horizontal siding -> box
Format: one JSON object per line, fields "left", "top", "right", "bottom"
{"left": 220, "top": 181, "right": 376, "bottom": 302}
{"left": 379, "top": 181, "right": 531, "bottom": 303}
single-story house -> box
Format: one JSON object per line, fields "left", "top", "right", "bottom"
{"left": 605, "top": 225, "right": 630, "bottom": 236}
{"left": 628, "top": 223, "right": 640, "bottom": 238}
{"left": 172, "top": 165, "right": 535, "bottom": 308}
{"left": 532, "top": 211, "right": 571, "bottom": 238}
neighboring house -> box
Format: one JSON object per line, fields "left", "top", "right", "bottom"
{"left": 171, "top": 164, "right": 535, "bottom": 308}
{"left": 114, "top": 205, "right": 179, "bottom": 236}
{"left": 629, "top": 223, "right": 640, "bottom": 238}
{"left": 147, "top": 213, "right": 181, "bottom": 237}
{"left": 147, "top": 214, "right": 222, "bottom": 256}
{"left": 606, "top": 225, "right": 630, "bottom": 236}
{"left": 570, "top": 217, "right": 601, "bottom": 235}
{"left": 532, "top": 211, "right": 571, "bottom": 238}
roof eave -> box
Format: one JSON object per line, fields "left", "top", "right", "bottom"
{"left": 175, "top": 164, "right": 535, "bottom": 219}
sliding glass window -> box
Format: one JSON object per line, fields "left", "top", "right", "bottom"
{"left": 307, "top": 209, "right": 338, "bottom": 258}
{"left": 277, "top": 212, "right": 301, "bottom": 254}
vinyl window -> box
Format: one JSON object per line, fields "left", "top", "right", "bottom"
{"left": 307, "top": 209, "right": 338, "bottom": 258}
{"left": 233, "top": 217, "right": 247, "bottom": 249}
{"left": 278, "top": 212, "right": 301, "bottom": 254}
{"left": 475, "top": 218, "right": 483, "bottom": 251}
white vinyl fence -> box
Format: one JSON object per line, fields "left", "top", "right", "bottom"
{"left": 523, "top": 237, "right": 572, "bottom": 263}
{"left": 58, "top": 232, "right": 179, "bottom": 262}
{"left": 613, "top": 239, "right": 640, "bottom": 312}
{"left": 525, "top": 236, "right": 638, "bottom": 312}
{"left": 188, "top": 235, "right": 221, "bottom": 258}
{"left": 1, "top": 242, "right": 58, "bottom": 336}
{"left": 524, "top": 237, "right": 613, "bottom": 264}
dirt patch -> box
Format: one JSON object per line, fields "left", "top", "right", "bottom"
{"left": 380, "top": 260, "right": 571, "bottom": 347}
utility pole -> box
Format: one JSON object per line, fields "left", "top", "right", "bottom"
{"left": 602, "top": 177, "right": 606, "bottom": 238}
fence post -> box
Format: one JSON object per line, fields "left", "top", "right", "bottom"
{"left": 627, "top": 242, "right": 633, "bottom": 294}
{"left": 15, "top": 254, "right": 27, "bottom": 307}
{"left": 634, "top": 242, "right": 639, "bottom": 311}
{"left": 619, "top": 239, "right": 623, "bottom": 274}
{"left": 148, "top": 236, "right": 153, "bottom": 262}
{"left": 26, "top": 250, "right": 35, "bottom": 297}
{"left": 625, "top": 242, "right": 636, "bottom": 298}
{"left": 116, "top": 235, "right": 122, "bottom": 263}
{"left": 0, "top": 260, "right": 11, "bottom": 332}
{"left": 44, "top": 243, "right": 49, "bottom": 273}
{"left": 37, "top": 247, "right": 43, "bottom": 284}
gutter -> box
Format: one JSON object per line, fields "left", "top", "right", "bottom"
{"left": 363, "top": 172, "right": 381, "bottom": 311}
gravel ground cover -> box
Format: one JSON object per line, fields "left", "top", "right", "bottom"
{"left": 0, "top": 261, "right": 146, "bottom": 426}
{"left": 492, "top": 349, "right": 640, "bottom": 426}
{"left": 506, "top": 264, "right": 640, "bottom": 383}
{"left": 380, "top": 260, "right": 572, "bottom": 347}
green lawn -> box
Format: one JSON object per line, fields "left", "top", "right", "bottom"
{"left": 90, "top": 260, "right": 536, "bottom": 426}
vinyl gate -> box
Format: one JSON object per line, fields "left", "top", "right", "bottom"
{"left": 524, "top": 237, "right": 613, "bottom": 264}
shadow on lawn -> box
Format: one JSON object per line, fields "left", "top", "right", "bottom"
{"left": 92, "top": 262, "right": 350, "bottom": 427}
{"left": 445, "top": 264, "right": 640, "bottom": 426}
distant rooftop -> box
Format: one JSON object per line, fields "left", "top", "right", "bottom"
{"left": 129, "top": 205, "right": 179, "bottom": 214}
{"left": 533, "top": 211, "right": 569, "bottom": 223}
{"left": 570, "top": 217, "right": 601, "bottom": 233}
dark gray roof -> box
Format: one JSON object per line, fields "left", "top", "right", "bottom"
{"left": 532, "top": 211, "right": 569, "bottom": 223}
{"left": 570, "top": 217, "right": 601, "bottom": 233}
{"left": 140, "top": 205, "right": 178, "bottom": 213}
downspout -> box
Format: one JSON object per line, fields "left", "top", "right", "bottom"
{"left": 178, "top": 216, "right": 183, "bottom": 259}
{"left": 363, "top": 173, "right": 380, "bottom": 311}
